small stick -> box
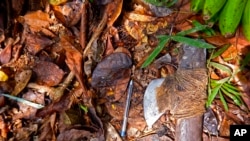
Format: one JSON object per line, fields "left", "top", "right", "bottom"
{"left": 120, "top": 80, "right": 134, "bottom": 137}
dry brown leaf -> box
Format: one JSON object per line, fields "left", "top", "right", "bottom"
{"left": 61, "top": 37, "right": 86, "bottom": 93}
{"left": 32, "top": 61, "right": 64, "bottom": 86}
{"left": 23, "top": 10, "right": 51, "bottom": 32}
{"left": 57, "top": 129, "right": 93, "bottom": 141}
{"left": 91, "top": 52, "right": 132, "bottom": 88}
{"left": 25, "top": 33, "right": 54, "bottom": 55}
{"left": 52, "top": 0, "right": 83, "bottom": 26}
{"left": 0, "top": 115, "right": 8, "bottom": 138}
{"left": 11, "top": 69, "right": 32, "bottom": 96}
{"left": 36, "top": 85, "right": 82, "bottom": 117}
{"left": 107, "top": 0, "right": 123, "bottom": 27}
{"left": 38, "top": 113, "right": 57, "bottom": 141}
{"left": 0, "top": 38, "right": 14, "bottom": 64}
{"left": 125, "top": 12, "right": 156, "bottom": 22}
{"left": 14, "top": 90, "right": 45, "bottom": 120}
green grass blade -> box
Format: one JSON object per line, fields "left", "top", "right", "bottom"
{"left": 219, "top": 90, "right": 229, "bottom": 111}
{"left": 206, "top": 84, "right": 221, "bottom": 107}
{"left": 209, "top": 62, "right": 232, "bottom": 75}
{"left": 192, "top": 20, "right": 215, "bottom": 36}
{"left": 210, "top": 79, "right": 220, "bottom": 88}
{"left": 176, "top": 23, "right": 207, "bottom": 36}
{"left": 1, "top": 93, "right": 44, "bottom": 109}
{"left": 221, "top": 87, "right": 242, "bottom": 106}
{"left": 211, "top": 44, "right": 231, "bottom": 59}
{"left": 141, "top": 36, "right": 170, "bottom": 68}
{"left": 211, "top": 77, "right": 230, "bottom": 84}
{"left": 222, "top": 83, "right": 241, "bottom": 96}
{"left": 223, "top": 82, "right": 240, "bottom": 91}
{"left": 79, "top": 104, "right": 88, "bottom": 113}
{"left": 171, "top": 36, "right": 216, "bottom": 49}
{"left": 221, "top": 83, "right": 244, "bottom": 105}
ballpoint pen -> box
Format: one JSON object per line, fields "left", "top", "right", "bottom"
{"left": 120, "top": 79, "right": 133, "bottom": 137}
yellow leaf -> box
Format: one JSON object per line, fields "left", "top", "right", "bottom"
{"left": 0, "top": 70, "right": 8, "bottom": 81}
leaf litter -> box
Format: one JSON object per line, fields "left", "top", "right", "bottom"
{"left": 0, "top": 0, "right": 249, "bottom": 141}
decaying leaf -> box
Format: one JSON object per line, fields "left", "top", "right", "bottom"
{"left": 22, "top": 10, "right": 52, "bottom": 32}
{"left": 91, "top": 52, "right": 132, "bottom": 88}
{"left": 38, "top": 113, "right": 57, "bottom": 141}
{"left": 32, "top": 61, "right": 64, "bottom": 86}
{"left": 14, "top": 90, "right": 45, "bottom": 120}
{"left": 107, "top": 0, "right": 123, "bottom": 27}
{"left": 25, "top": 33, "right": 54, "bottom": 55}
{"left": 105, "top": 122, "right": 123, "bottom": 141}
{"left": 11, "top": 69, "right": 32, "bottom": 96}
{"left": 0, "top": 38, "right": 14, "bottom": 64}
{"left": 61, "top": 36, "right": 86, "bottom": 93}
{"left": 52, "top": 0, "right": 84, "bottom": 26}
{"left": 57, "top": 129, "right": 93, "bottom": 141}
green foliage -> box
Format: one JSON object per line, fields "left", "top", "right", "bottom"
{"left": 79, "top": 104, "right": 88, "bottom": 113}
{"left": 141, "top": 36, "right": 171, "bottom": 68}
{"left": 141, "top": 23, "right": 216, "bottom": 68}
{"left": 206, "top": 45, "right": 244, "bottom": 111}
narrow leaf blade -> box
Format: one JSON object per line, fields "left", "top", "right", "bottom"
{"left": 141, "top": 36, "right": 170, "bottom": 68}
{"left": 210, "top": 62, "right": 232, "bottom": 75}
{"left": 176, "top": 23, "right": 207, "bottom": 36}
{"left": 211, "top": 44, "right": 231, "bottom": 59}
{"left": 219, "top": 90, "right": 229, "bottom": 111}
{"left": 171, "top": 36, "right": 216, "bottom": 49}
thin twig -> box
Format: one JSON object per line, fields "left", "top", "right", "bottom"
{"left": 83, "top": 6, "right": 108, "bottom": 58}
{"left": 27, "top": 71, "right": 75, "bottom": 101}
{"left": 80, "top": 1, "right": 88, "bottom": 50}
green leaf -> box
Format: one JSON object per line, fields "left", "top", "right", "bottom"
{"left": 223, "top": 82, "right": 240, "bottom": 92}
{"left": 206, "top": 84, "right": 221, "bottom": 107}
{"left": 219, "top": 90, "right": 229, "bottom": 111}
{"left": 209, "top": 62, "right": 232, "bottom": 75}
{"left": 79, "top": 104, "right": 88, "bottom": 113}
{"left": 211, "top": 44, "right": 231, "bottom": 59}
{"left": 171, "top": 36, "right": 216, "bottom": 49}
{"left": 141, "top": 36, "right": 171, "bottom": 68}
{"left": 211, "top": 77, "right": 230, "bottom": 84}
{"left": 221, "top": 87, "right": 242, "bottom": 106}
{"left": 192, "top": 20, "right": 215, "bottom": 36}
{"left": 210, "top": 79, "right": 220, "bottom": 88}
{"left": 176, "top": 24, "right": 208, "bottom": 36}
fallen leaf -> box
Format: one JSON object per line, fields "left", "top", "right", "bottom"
{"left": 23, "top": 10, "right": 51, "bottom": 32}
{"left": 25, "top": 33, "right": 54, "bottom": 55}
{"left": 107, "top": 0, "right": 123, "bottom": 27}
{"left": 11, "top": 69, "right": 32, "bottom": 96}
{"left": 105, "top": 122, "right": 123, "bottom": 141}
{"left": 52, "top": 0, "right": 83, "bottom": 26}
{"left": 11, "top": 121, "right": 38, "bottom": 141}
{"left": 60, "top": 36, "right": 86, "bottom": 93}
{"left": 0, "top": 38, "right": 14, "bottom": 64}
{"left": 0, "top": 115, "right": 8, "bottom": 138}
{"left": 38, "top": 113, "right": 57, "bottom": 141}
{"left": 32, "top": 61, "right": 64, "bottom": 86}
{"left": 91, "top": 52, "right": 132, "bottom": 88}
{"left": 14, "top": 90, "right": 45, "bottom": 120}
{"left": 36, "top": 85, "right": 82, "bottom": 117}
{"left": 57, "top": 129, "right": 93, "bottom": 141}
